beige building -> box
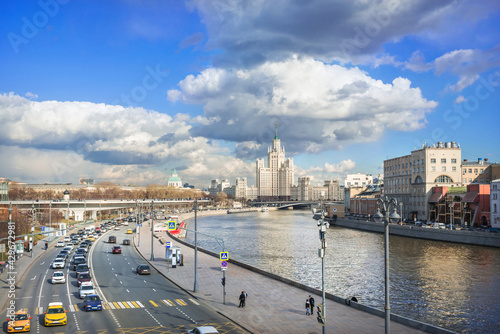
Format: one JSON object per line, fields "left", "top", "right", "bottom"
{"left": 256, "top": 124, "right": 294, "bottom": 200}
{"left": 462, "top": 158, "right": 498, "bottom": 184}
{"left": 384, "top": 141, "right": 462, "bottom": 220}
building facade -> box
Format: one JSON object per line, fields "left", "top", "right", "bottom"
{"left": 208, "top": 179, "right": 231, "bottom": 196}
{"left": 384, "top": 141, "right": 462, "bottom": 221}
{"left": 256, "top": 124, "right": 294, "bottom": 200}
{"left": 344, "top": 173, "right": 373, "bottom": 188}
{"left": 0, "top": 178, "right": 9, "bottom": 201}
{"left": 491, "top": 180, "right": 500, "bottom": 228}
{"left": 462, "top": 158, "right": 497, "bottom": 184}
{"left": 167, "top": 170, "right": 183, "bottom": 188}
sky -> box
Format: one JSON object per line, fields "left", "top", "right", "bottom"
{"left": 1, "top": 0, "right": 499, "bottom": 189}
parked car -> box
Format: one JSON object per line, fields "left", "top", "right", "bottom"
{"left": 83, "top": 294, "right": 102, "bottom": 311}
{"left": 187, "top": 326, "right": 220, "bottom": 334}
{"left": 431, "top": 223, "right": 446, "bottom": 229}
{"left": 136, "top": 264, "right": 151, "bottom": 275}
{"left": 51, "top": 271, "right": 66, "bottom": 284}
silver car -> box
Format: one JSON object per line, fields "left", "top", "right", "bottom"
{"left": 52, "top": 259, "right": 65, "bottom": 269}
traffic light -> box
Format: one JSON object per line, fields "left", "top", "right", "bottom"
{"left": 221, "top": 277, "right": 226, "bottom": 286}
{"left": 317, "top": 305, "right": 325, "bottom": 325}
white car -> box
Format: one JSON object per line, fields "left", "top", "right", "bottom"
{"left": 56, "top": 241, "right": 65, "bottom": 247}
{"left": 187, "top": 326, "right": 220, "bottom": 334}
{"left": 79, "top": 282, "right": 96, "bottom": 299}
{"left": 114, "top": 227, "right": 120, "bottom": 230}
{"left": 63, "top": 236, "right": 71, "bottom": 242}
{"left": 51, "top": 271, "right": 66, "bottom": 284}
{"left": 65, "top": 243, "right": 74, "bottom": 249}
{"left": 52, "top": 259, "right": 65, "bottom": 269}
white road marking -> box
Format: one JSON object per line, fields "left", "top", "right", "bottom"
{"left": 126, "top": 301, "right": 134, "bottom": 308}
{"left": 136, "top": 301, "right": 145, "bottom": 308}
{"left": 189, "top": 298, "right": 200, "bottom": 305}
{"left": 31, "top": 276, "right": 36, "bottom": 280}
{"left": 143, "top": 308, "right": 163, "bottom": 327}
{"left": 126, "top": 289, "right": 129, "bottom": 293}
{"left": 119, "top": 281, "right": 122, "bottom": 284}
{"left": 152, "top": 288, "right": 156, "bottom": 292}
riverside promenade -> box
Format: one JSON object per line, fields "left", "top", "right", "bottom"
{"left": 134, "top": 212, "right": 448, "bottom": 334}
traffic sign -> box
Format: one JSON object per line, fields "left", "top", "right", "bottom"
{"left": 166, "top": 241, "right": 171, "bottom": 249}
{"left": 221, "top": 260, "right": 228, "bottom": 267}
{"left": 167, "top": 221, "right": 177, "bottom": 231}
{"left": 219, "top": 252, "right": 228, "bottom": 261}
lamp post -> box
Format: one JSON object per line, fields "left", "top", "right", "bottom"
{"left": 449, "top": 203, "right": 454, "bottom": 229}
{"left": 373, "top": 197, "right": 401, "bottom": 334}
{"left": 49, "top": 202, "right": 52, "bottom": 241}
{"left": 193, "top": 198, "right": 199, "bottom": 292}
{"left": 150, "top": 200, "right": 154, "bottom": 261}
{"left": 399, "top": 202, "right": 403, "bottom": 223}
{"left": 317, "top": 198, "right": 329, "bottom": 332}
{"left": 31, "top": 203, "right": 35, "bottom": 258}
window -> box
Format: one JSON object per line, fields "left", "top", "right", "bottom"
{"left": 468, "top": 169, "right": 472, "bottom": 173}
{"left": 452, "top": 166, "right": 457, "bottom": 171}
{"left": 415, "top": 176, "right": 423, "bottom": 184}
{"left": 451, "top": 159, "right": 457, "bottom": 163}
{"left": 474, "top": 169, "right": 478, "bottom": 174}
{"left": 435, "top": 175, "right": 453, "bottom": 183}
{"left": 469, "top": 178, "right": 472, "bottom": 182}
{"left": 463, "top": 178, "right": 467, "bottom": 183}
{"left": 442, "top": 166, "right": 446, "bottom": 171}
{"left": 431, "top": 166, "right": 436, "bottom": 172}
{"left": 441, "top": 158, "right": 446, "bottom": 163}
{"left": 480, "top": 169, "right": 484, "bottom": 174}
{"left": 421, "top": 159, "right": 424, "bottom": 164}
{"left": 431, "top": 158, "right": 436, "bottom": 163}
{"left": 463, "top": 169, "right": 466, "bottom": 174}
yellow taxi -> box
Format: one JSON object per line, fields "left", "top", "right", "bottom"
{"left": 88, "top": 236, "right": 95, "bottom": 242}
{"left": 127, "top": 229, "right": 133, "bottom": 234}
{"left": 7, "top": 308, "right": 31, "bottom": 332}
{"left": 44, "top": 302, "right": 67, "bottom": 327}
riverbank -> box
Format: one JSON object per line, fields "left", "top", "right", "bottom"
{"left": 333, "top": 218, "right": 500, "bottom": 248}
{"left": 167, "top": 210, "right": 454, "bottom": 334}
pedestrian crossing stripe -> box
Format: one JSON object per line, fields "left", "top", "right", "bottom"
{"left": 130, "top": 301, "right": 141, "bottom": 308}
{"left": 36, "top": 299, "right": 194, "bottom": 313}
{"left": 37, "top": 307, "right": 43, "bottom": 314}
{"left": 112, "top": 302, "right": 120, "bottom": 309}
{"left": 189, "top": 298, "right": 200, "bottom": 305}
{"left": 161, "top": 299, "right": 174, "bottom": 306}
{"left": 149, "top": 300, "right": 159, "bottom": 307}
{"left": 136, "top": 301, "right": 145, "bottom": 308}
{"left": 176, "top": 299, "right": 187, "bottom": 306}
{"left": 118, "top": 301, "right": 127, "bottom": 309}
{"left": 69, "top": 304, "right": 76, "bottom": 312}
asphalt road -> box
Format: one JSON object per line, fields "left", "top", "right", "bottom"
{"left": 3, "top": 226, "right": 245, "bottom": 334}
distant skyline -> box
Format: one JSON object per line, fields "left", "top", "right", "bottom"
{"left": 1, "top": 1, "right": 499, "bottom": 188}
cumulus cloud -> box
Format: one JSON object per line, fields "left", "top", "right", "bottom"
{"left": 453, "top": 95, "right": 467, "bottom": 104}
{"left": 168, "top": 56, "right": 437, "bottom": 156}
{"left": 186, "top": 0, "right": 484, "bottom": 66}
{"left": 0, "top": 93, "right": 252, "bottom": 186}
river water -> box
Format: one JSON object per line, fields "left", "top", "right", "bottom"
{"left": 183, "top": 210, "right": 500, "bottom": 334}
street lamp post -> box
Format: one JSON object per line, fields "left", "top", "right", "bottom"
{"left": 31, "top": 203, "right": 35, "bottom": 258}
{"left": 150, "top": 200, "right": 154, "bottom": 261}
{"left": 373, "top": 197, "right": 401, "bottom": 334}
{"left": 449, "top": 203, "right": 454, "bottom": 229}
{"left": 49, "top": 202, "right": 52, "bottom": 241}
{"left": 193, "top": 198, "right": 199, "bottom": 292}
{"left": 317, "top": 202, "right": 329, "bottom": 332}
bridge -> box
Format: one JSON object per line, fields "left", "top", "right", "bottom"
{"left": 0, "top": 198, "right": 212, "bottom": 221}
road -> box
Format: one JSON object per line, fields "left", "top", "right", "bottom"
{"left": 3, "top": 225, "right": 245, "bottom": 333}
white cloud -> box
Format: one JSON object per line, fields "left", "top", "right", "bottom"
{"left": 25, "top": 92, "right": 38, "bottom": 99}
{"left": 169, "top": 57, "right": 437, "bottom": 155}
{"left": 453, "top": 95, "right": 467, "bottom": 104}
{"left": 0, "top": 93, "right": 253, "bottom": 187}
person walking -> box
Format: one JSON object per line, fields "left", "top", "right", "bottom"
{"left": 309, "top": 295, "right": 315, "bottom": 312}
{"left": 238, "top": 291, "right": 245, "bottom": 308}
{"left": 305, "top": 299, "right": 311, "bottom": 315}
{"left": 45, "top": 242, "right": 48, "bottom": 250}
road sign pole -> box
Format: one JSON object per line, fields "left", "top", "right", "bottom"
{"left": 223, "top": 269, "right": 226, "bottom": 305}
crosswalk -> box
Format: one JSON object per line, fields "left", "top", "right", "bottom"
{"left": 35, "top": 298, "right": 200, "bottom": 314}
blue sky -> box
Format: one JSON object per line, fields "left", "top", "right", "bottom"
{"left": 0, "top": 0, "right": 499, "bottom": 188}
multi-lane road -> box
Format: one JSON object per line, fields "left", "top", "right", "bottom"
{"left": 6, "top": 227, "right": 244, "bottom": 333}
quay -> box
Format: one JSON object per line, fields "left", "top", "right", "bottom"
{"left": 332, "top": 218, "right": 500, "bottom": 248}
{"left": 134, "top": 211, "right": 455, "bottom": 334}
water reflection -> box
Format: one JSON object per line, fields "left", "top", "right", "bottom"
{"left": 184, "top": 210, "right": 500, "bottom": 334}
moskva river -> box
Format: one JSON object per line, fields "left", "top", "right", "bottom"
{"left": 184, "top": 209, "right": 500, "bottom": 334}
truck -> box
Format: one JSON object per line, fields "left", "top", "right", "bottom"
{"left": 84, "top": 225, "right": 95, "bottom": 233}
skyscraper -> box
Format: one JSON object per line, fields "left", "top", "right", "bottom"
{"left": 256, "top": 124, "right": 294, "bottom": 200}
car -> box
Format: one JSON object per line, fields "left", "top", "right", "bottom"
{"left": 71, "top": 257, "right": 86, "bottom": 270}
{"left": 79, "top": 282, "right": 96, "bottom": 299}
{"left": 59, "top": 250, "right": 70, "bottom": 257}
{"left": 7, "top": 308, "right": 31, "bottom": 332}
{"left": 187, "top": 326, "right": 220, "bottom": 334}
{"left": 78, "top": 244, "right": 89, "bottom": 252}
{"left": 51, "top": 271, "right": 66, "bottom": 284}
{"left": 55, "top": 254, "right": 67, "bottom": 262}
{"left": 51, "top": 259, "right": 65, "bottom": 269}
{"left": 88, "top": 236, "right": 95, "bottom": 242}
{"left": 122, "top": 239, "right": 131, "bottom": 245}
{"left": 126, "top": 229, "right": 133, "bottom": 234}
{"left": 75, "top": 248, "right": 87, "bottom": 257}
{"left": 83, "top": 294, "right": 102, "bottom": 311}
{"left": 76, "top": 263, "right": 90, "bottom": 274}
{"left": 64, "top": 244, "right": 74, "bottom": 250}
{"left": 44, "top": 302, "right": 67, "bottom": 326}
{"left": 112, "top": 246, "right": 122, "bottom": 254}
{"left": 136, "top": 264, "right": 151, "bottom": 275}
{"left": 108, "top": 236, "right": 117, "bottom": 243}
{"left": 123, "top": 221, "right": 129, "bottom": 226}
{"left": 55, "top": 241, "right": 65, "bottom": 247}
{"left": 77, "top": 272, "right": 92, "bottom": 286}
{"left": 71, "top": 238, "right": 80, "bottom": 245}
{"left": 114, "top": 226, "right": 120, "bottom": 230}
{"left": 63, "top": 236, "right": 71, "bottom": 242}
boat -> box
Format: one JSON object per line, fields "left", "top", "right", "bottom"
{"left": 261, "top": 206, "right": 269, "bottom": 212}
{"left": 312, "top": 207, "right": 324, "bottom": 220}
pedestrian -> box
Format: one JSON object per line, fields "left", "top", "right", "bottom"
{"left": 305, "top": 299, "right": 311, "bottom": 315}
{"left": 238, "top": 291, "right": 245, "bottom": 308}
{"left": 45, "top": 242, "right": 48, "bottom": 250}
{"left": 309, "top": 295, "right": 315, "bottom": 312}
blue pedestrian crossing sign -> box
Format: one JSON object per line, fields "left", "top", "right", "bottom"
{"left": 167, "top": 221, "right": 177, "bottom": 231}
{"left": 219, "top": 252, "right": 228, "bottom": 261}
{"left": 166, "top": 241, "right": 171, "bottom": 249}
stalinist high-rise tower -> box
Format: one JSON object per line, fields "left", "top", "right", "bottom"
{"left": 256, "top": 124, "right": 294, "bottom": 200}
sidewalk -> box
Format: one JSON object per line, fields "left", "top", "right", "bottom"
{"left": 135, "top": 221, "right": 433, "bottom": 334}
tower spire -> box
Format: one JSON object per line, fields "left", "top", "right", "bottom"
{"left": 274, "top": 123, "right": 278, "bottom": 139}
